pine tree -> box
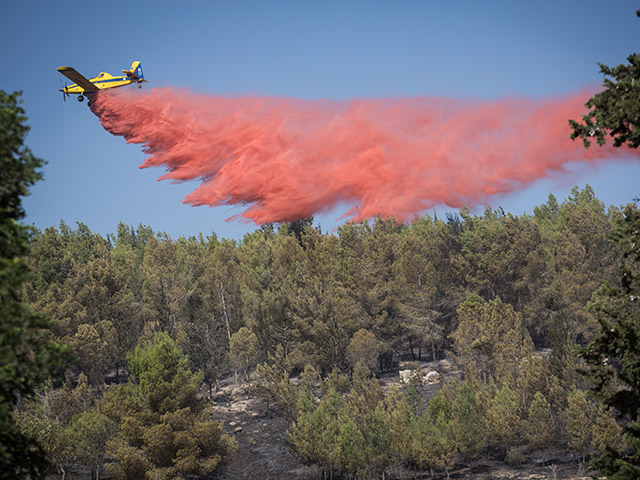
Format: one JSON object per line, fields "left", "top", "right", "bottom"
{"left": 565, "top": 389, "right": 594, "bottom": 463}
{"left": 581, "top": 204, "right": 640, "bottom": 479}
{"left": 526, "top": 392, "right": 554, "bottom": 451}
{"left": 229, "top": 326, "right": 259, "bottom": 381}
{"left": 68, "top": 411, "right": 116, "bottom": 480}
{"left": 103, "top": 333, "right": 235, "bottom": 479}
{"left": 335, "top": 418, "right": 366, "bottom": 477}
{"left": 591, "top": 404, "right": 624, "bottom": 457}
{"left": 289, "top": 382, "right": 329, "bottom": 468}
{"left": 485, "top": 383, "right": 522, "bottom": 454}
{"left": 0, "top": 90, "right": 69, "bottom": 479}
{"left": 569, "top": 10, "right": 640, "bottom": 149}
{"left": 452, "top": 383, "right": 486, "bottom": 460}
{"left": 346, "top": 328, "right": 380, "bottom": 371}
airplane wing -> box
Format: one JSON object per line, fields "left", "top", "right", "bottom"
{"left": 57, "top": 66, "right": 99, "bottom": 92}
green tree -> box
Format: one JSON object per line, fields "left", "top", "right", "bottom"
{"left": 289, "top": 382, "right": 330, "bottom": 469}
{"left": 452, "top": 295, "right": 533, "bottom": 385}
{"left": 393, "top": 225, "right": 443, "bottom": 361}
{"left": 0, "top": 90, "right": 69, "bottom": 479}
{"left": 141, "top": 233, "right": 198, "bottom": 337}
{"left": 565, "top": 389, "right": 595, "bottom": 463}
{"left": 254, "top": 344, "right": 299, "bottom": 419}
{"left": 68, "top": 411, "right": 116, "bottom": 480}
{"left": 192, "top": 237, "right": 242, "bottom": 393}
{"left": 70, "top": 240, "right": 139, "bottom": 383}
{"left": 421, "top": 389, "right": 457, "bottom": 477}
{"left": 569, "top": 12, "right": 640, "bottom": 149}
{"left": 384, "top": 387, "right": 415, "bottom": 466}
{"left": 15, "top": 401, "right": 74, "bottom": 480}
{"left": 229, "top": 326, "right": 260, "bottom": 381}
{"left": 526, "top": 392, "right": 554, "bottom": 451}
{"left": 591, "top": 403, "right": 625, "bottom": 457}
{"left": 104, "top": 333, "right": 235, "bottom": 479}
{"left": 239, "top": 228, "right": 302, "bottom": 358}
{"left": 396, "top": 387, "right": 457, "bottom": 478}
{"left": 451, "top": 383, "right": 486, "bottom": 460}
{"left": 334, "top": 419, "right": 366, "bottom": 477}
{"left": 485, "top": 383, "right": 522, "bottom": 454}
{"left": 345, "top": 328, "right": 380, "bottom": 371}
{"left": 69, "top": 323, "right": 107, "bottom": 384}
{"left": 14, "top": 374, "right": 95, "bottom": 478}
{"left": 287, "top": 228, "right": 360, "bottom": 374}
{"left": 580, "top": 204, "right": 640, "bottom": 479}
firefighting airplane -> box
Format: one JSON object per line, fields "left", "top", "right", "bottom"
{"left": 57, "top": 61, "right": 147, "bottom": 103}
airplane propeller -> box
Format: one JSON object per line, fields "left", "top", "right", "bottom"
{"left": 59, "top": 80, "right": 69, "bottom": 102}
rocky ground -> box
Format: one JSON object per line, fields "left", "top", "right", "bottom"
{"left": 211, "top": 360, "right": 598, "bottom": 480}
{"left": 211, "top": 380, "right": 302, "bottom": 479}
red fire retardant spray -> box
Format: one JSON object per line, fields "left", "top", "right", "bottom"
{"left": 91, "top": 88, "right": 639, "bottom": 224}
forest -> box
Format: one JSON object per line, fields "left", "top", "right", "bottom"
{"left": 9, "top": 187, "right": 638, "bottom": 479}
{"left": 3, "top": 35, "right": 640, "bottom": 478}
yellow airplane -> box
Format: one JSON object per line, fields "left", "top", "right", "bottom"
{"left": 57, "top": 61, "right": 148, "bottom": 102}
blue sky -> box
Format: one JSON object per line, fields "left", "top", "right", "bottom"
{"left": 3, "top": 1, "right": 639, "bottom": 240}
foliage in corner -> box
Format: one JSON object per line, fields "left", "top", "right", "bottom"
{"left": 569, "top": 11, "right": 640, "bottom": 149}
{"left": 581, "top": 204, "right": 640, "bottom": 479}
{"left": 0, "top": 90, "right": 69, "bottom": 479}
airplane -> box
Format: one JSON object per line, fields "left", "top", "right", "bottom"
{"left": 57, "top": 61, "right": 148, "bottom": 103}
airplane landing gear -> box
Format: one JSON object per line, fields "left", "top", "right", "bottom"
{"left": 137, "top": 83, "right": 142, "bottom": 89}
{"left": 78, "top": 95, "right": 85, "bottom": 102}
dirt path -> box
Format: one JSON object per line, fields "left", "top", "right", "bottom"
{"left": 211, "top": 383, "right": 304, "bottom": 479}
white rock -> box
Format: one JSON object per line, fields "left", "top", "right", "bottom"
{"left": 424, "top": 371, "right": 441, "bottom": 383}
{"left": 438, "top": 359, "right": 453, "bottom": 373}
{"left": 398, "top": 369, "right": 413, "bottom": 384}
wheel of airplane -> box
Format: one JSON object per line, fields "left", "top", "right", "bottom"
{"left": 78, "top": 95, "right": 85, "bottom": 102}
{"left": 137, "top": 83, "right": 142, "bottom": 89}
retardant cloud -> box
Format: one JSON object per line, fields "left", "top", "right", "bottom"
{"left": 91, "top": 88, "right": 638, "bottom": 224}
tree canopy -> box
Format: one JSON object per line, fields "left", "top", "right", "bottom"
{"left": 581, "top": 204, "right": 640, "bottom": 479}
{"left": 0, "top": 90, "right": 69, "bottom": 479}
{"left": 569, "top": 10, "right": 640, "bottom": 148}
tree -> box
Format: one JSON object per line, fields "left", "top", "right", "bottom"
{"left": 254, "top": 345, "right": 299, "bottom": 419}
{"left": 239, "top": 229, "right": 302, "bottom": 358}
{"left": 485, "top": 383, "right": 522, "bottom": 454}
{"left": 334, "top": 419, "right": 367, "bottom": 477}
{"left": 385, "top": 387, "right": 415, "bottom": 467}
{"left": 289, "top": 382, "right": 331, "bottom": 470}
{"left": 569, "top": 12, "right": 640, "bottom": 149}
{"left": 526, "top": 392, "right": 554, "bottom": 451}
{"left": 229, "top": 326, "right": 259, "bottom": 381}
{"left": 452, "top": 295, "right": 533, "bottom": 385}
{"left": 393, "top": 226, "right": 443, "bottom": 361}
{"left": 420, "top": 389, "right": 457, "bottom": 477}
{"left": 69, "top": 323, "right": 107, "bottom": 385}
{"left": 565, "top": 389, "right": 595, "bottom": 463}
{"left": 580, "top": 204, "right": 640, "bottom": 479}
{"left": 69, "top": 240, "right": 140, "bottom": 383}
{"left": 103, "top": 333, "right": 235, "bottom": 479}
{"left": 15, "top": 401, "right": 74, "bottom": 480}
{"left": 0, "top": 90, "right": 69, "bottom": 479}
{"left": 345, "top": 328, "right": 380, "bottom": 371}
{"left": 591, "top": 403, "right": 624, "bottom": 457}
{"left": 193, "top": 237, "right": 242, "bottom": 393}
{"left": 68, "top": 411, "right": 116, "bottom": 480}
{"left": 451, "top": 383, "right": 486, "bottom": 460}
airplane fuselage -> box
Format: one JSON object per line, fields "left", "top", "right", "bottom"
{"left": 62, "top": 73, "right": 137, "bottom": 95}
{"left": 58, "top": 61, "right": 147, "bottom": 102}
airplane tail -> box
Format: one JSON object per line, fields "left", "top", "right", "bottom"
{"left": 125, "top": 61, "right": 148, "bottom": 82}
